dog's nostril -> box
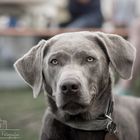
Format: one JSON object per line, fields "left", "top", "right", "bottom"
{"left": 61, "top": 85, "right": 68, "bottom": 92}
{"left": 71, "top": 84, "right": 79, "bottom": 91}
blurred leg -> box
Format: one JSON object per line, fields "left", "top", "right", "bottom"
{"left": 114, "top": 19, "right": 140, "bottom": 95}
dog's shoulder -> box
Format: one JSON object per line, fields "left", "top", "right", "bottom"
{"left": 41, "top": 108, "right": 54, "bottom": 139}
{"left": 114, "top": 95, "right": 140, "bottom": 118}
{"left": 114, "top": 95, "right": 140, "bottom": 109}
{"left": 41, "top": 108, "right": 70, "bottom": 140}
{"left": 113, "top": 95, "right": 140, "bottom": 140}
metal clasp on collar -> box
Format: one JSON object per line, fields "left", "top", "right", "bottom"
{"left": 105, "top": 99, "right": 117, "bottom": 134}
{"left": 105, "top": 114, "right": 117, "bottom": 134}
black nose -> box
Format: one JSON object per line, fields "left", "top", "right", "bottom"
{"left": 60, "top": 80, "right": 80, "bottom": 95}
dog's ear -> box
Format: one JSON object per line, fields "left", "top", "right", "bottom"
{"left": 95, "top": 32, "right": 136, "bottom": 79}
{"left": 14, "top": 40, "right": 48, "bottom": 98}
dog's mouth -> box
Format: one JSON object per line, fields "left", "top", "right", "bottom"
{"left": 60, "top": 102, "right": 87, "bottom": 114}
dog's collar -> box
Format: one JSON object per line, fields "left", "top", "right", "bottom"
{"left": 51, "top": 98, "right": 117, "bottom": 134}
{"left": 54, "top": 114, "right": 110, "bottom": 131}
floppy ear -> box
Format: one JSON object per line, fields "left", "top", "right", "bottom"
{"left": 14, "top": 40, "right": 48, "bottom": 98}
{"left": 95, "top": 32, "right": 136, "bottom": 79}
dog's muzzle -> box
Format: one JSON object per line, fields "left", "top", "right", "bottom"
{"left": 58, "top": 77, "right": 89, "bottom": 114}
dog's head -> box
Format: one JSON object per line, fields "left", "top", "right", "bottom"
{"left": 14, "top": 32, "right": 135, "bottom": 116}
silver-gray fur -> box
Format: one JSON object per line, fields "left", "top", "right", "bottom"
{"left": 14, "top": 31, "right": 139, "bottom": 140}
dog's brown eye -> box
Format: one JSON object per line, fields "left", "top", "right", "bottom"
{"left": 50, "top": 59, "right": 58, "bottom": 65}
{"left": 86, "top": 56, "right": 95, "bottom": 62}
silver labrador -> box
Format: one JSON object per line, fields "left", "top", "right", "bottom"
{"left": 14, "top": 31, "right": 140, "bottom": 140}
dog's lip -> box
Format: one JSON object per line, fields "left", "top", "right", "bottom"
{"left": 61, "top": 102, "right": 87, "bottom": 111}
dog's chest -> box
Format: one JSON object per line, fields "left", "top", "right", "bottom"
{"left": 48, "top": 117, "right": 107, "bottom": 140}
{"left": 67, "top": 129, "right": 106, "bottom": 140}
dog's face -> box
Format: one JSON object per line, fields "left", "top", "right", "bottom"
{"left": 14, "top": 31, "right": 136, "bottom": 116}
{"left": 43, "top": 35, "right": 109, "bottom": 114}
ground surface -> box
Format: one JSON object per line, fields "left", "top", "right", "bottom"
{"left": 0, "top": 89, "right": 46, "bottom": 140}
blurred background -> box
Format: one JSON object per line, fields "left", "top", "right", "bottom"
{"left": 0, "top": 0, "right": 140, "bottom": 139}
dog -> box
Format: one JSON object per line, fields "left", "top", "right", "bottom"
{"left": 14, "top": 31, "right": 140, "bottom": 140}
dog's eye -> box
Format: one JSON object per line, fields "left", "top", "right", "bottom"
{"left": 50, "top": 59, "right": 58, "bottom": 65}
{"left": 86, "top": 56, "right": 95, "bottom": 62}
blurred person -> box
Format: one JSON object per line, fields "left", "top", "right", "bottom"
{"left": 103, "top": 0, "right": 140, "bottom": 28}
{"left": 102, "top": 0, "right": 140, "bottom": 28}
{"left": 60, "top": 0, "right": 104, "bottom": 28}
{"left": 112, "top": 0, "right": 136, "bottom": 27}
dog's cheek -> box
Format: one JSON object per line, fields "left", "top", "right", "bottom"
{"left": 43, "top": 66, "right": 58, "bottom": 95}
{"left": 100, "top": 59, "right": 110, "bottom": 81}
{"left": 87, "top": 65, "right": 101, "bottom": 95}
{"left": 89, "top": 82, "right": 98, "bottom": 96}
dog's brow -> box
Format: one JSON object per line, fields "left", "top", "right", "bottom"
{"left": 73, "top": 50, "right": 98, "bottom": 58}
{"left": 51, "top": 50, "right": 70, "bottom": 56}
{"left": 48, "top": 51, "right": 71, "bottom": 59}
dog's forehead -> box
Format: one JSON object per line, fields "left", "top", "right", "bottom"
{"left": 48, "top": 32, "right": 102, "bottom": 54}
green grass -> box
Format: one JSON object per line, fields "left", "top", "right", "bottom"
{"left": 0, "top": 89, "right": 46, "bottom": 140}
